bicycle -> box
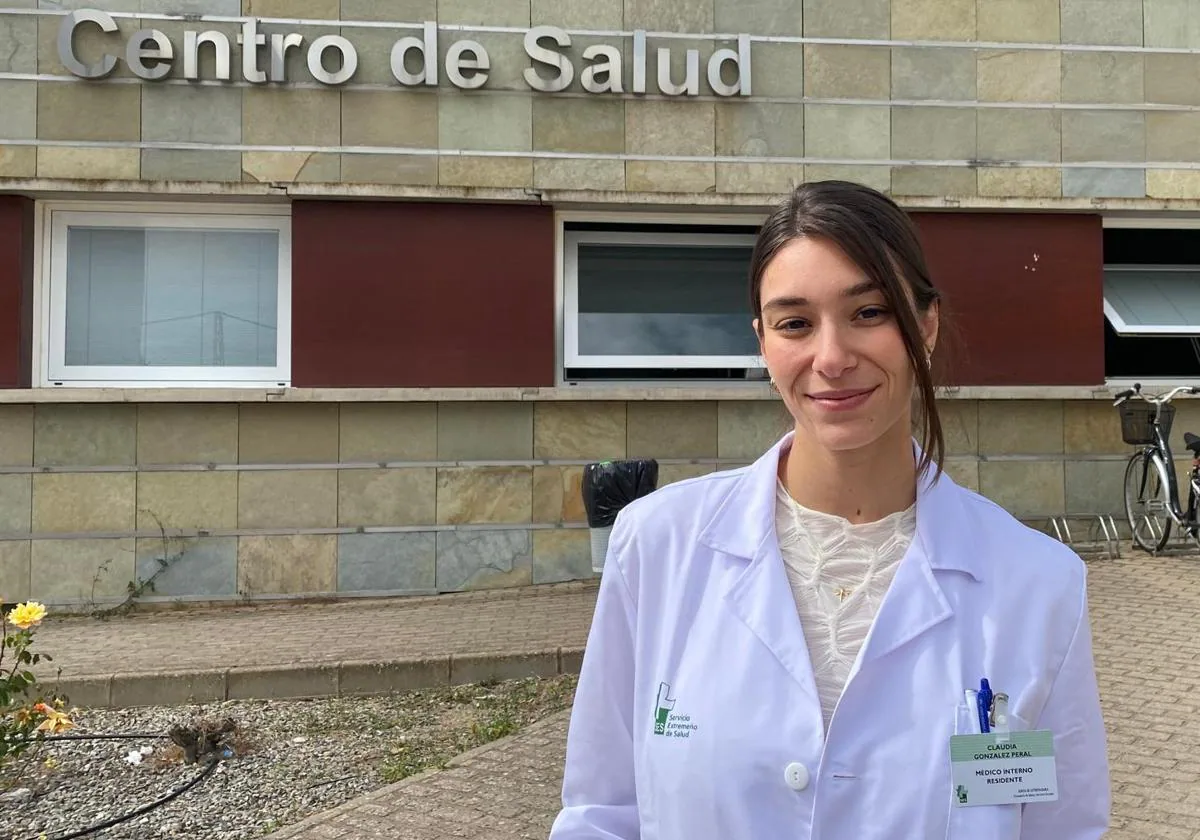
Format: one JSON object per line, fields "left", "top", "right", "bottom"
{"left": 1114, "top": 382, "right": 1200, "bottom": 552}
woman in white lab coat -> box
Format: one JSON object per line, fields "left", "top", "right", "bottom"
{"left": 549, "top": 181, "right": 1110, "bottom": 840}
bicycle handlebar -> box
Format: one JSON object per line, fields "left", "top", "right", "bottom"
{"left": 1113, "top": 382, "right": 1200, "bottom": 406}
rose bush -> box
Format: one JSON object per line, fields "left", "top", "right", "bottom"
{"left": 1, "top": 601, "right": 73, "bottom": 766}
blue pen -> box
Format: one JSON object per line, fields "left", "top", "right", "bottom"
{"left": 977, "top": 678, "right": 993, "bottom": 734}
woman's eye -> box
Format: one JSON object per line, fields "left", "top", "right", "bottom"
{"left": 857, "top": 306, "right": 890, "bottom": 321}
{"left": 777, "top": 318, "right": 810, "bottom": 332}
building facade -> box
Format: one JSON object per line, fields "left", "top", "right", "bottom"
{"left": 1, "top": 0, "right": 1198, "bottom": 610}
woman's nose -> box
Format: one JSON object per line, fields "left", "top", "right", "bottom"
{"left": 811, "top": 325, "right": 856, "bottom": 379}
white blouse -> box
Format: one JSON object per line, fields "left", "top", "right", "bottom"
{"left": 774, "top": 480, "right": 917, "bottom": 731}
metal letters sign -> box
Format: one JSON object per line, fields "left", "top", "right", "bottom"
{"left": 57, "top": 10, "right": 753, "bottom": 97}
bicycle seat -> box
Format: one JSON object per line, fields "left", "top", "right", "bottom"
{"left": 1186, "top": 432, "right": 1200, "bottom": 454}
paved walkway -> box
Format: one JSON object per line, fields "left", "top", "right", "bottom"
{"left": 25, "top": 547, "right": 1200, "bottom": 838}
{"left": 277, "top": 548, "right": 1200, "bottom": 840}
{"left": 30, "top": 581, "right": 598, "bottom": 707}
{"left": 1087, "top": 549, "right": 1200, "bottom": 840}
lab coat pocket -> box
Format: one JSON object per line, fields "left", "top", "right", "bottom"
{"left": 640, "top": 708, "right": 703, "bottom": 822}
{"left": 945, "top": 705, "right": 1029, "bottom": 840}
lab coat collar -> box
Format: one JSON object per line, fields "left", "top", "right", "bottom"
{"left": 697, "top": 431, "right": 984, "bottom": 583}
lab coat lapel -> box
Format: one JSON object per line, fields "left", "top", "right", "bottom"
{"left": 848, "top": 534, "right": 951, "bottom": 676}
{"left": 725, "top": 530, "right": 822, "bottom": 703}
{"left": 703, "top": 435, "right": 821, "bottom": 703}
{"left": 847, "top": 464, "right": 979, "bottom": 679}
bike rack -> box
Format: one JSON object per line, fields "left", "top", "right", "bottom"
{"left": 1044, "top": 515, "right": 1123, "bottom": 560}
{"left": 1125, "top": 513, "right": 1200, "bottom": 556}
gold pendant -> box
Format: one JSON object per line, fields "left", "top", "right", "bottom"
{"left": 834, "top": 587, "right": 852, "bottom": 602}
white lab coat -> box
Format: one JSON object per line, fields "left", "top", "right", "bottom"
{"left": 550, "top": 433, "right": 1110, "bottom": 840}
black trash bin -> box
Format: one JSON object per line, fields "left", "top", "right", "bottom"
{"left": 581, "top": 459, "right": 659, "bottom": 573}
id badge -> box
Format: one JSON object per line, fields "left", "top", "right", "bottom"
{"left": 949, "top": 731, "right": 1059, "bottom": 807}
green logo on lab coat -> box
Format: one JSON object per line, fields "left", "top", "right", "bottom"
{"left": 654, "top": 682, "right": 676, "bottom": 734}
{"left": 652, "top": 682, "right": 699, "bottom": 738}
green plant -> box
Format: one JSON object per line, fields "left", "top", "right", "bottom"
{"left": 0, "top": 601, "right": 73, "bottom": 766}
{"left": 88, "top": 557, "right": 114, "bottom": 617}
{"left": 94, "top": 508, "right": 184, "bottom": 618}
{"left": 380, "top": 743, "right": 452, "bottom": 783}
{"left": 470, "top": 708, "right": 519, "bottom": 743}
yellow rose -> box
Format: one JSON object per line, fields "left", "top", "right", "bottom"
{"left": 35, "top": 709, "right": 74, "bottom": 735}
{"left": 8, "top": 602, "right": 47, "bottom": 630}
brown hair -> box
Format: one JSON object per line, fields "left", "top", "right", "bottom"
{"left": 749, "top": 180, "right": 948, "bottom": 479}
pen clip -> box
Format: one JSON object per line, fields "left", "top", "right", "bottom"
{"left": 976, "top": 678, "right": 993, "bottom": 734}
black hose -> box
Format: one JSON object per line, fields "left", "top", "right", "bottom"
{"left": 25, "top": 759, "right": 221, "bottom": 840}
{"left": 39, "top": 733, "right": 171, "bottom": 742}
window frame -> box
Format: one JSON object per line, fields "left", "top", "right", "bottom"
{"left": 1101, "top": 216, "right": 1200, "bottom": 387}
{"left": 561, "top": 226, "right": 764, "bottom": 372}
{"left": 37, "top": 201, "right": 292, "bottom": 389}
{"left": 1103, "top": 264, "right": 1200, "bottom": 337}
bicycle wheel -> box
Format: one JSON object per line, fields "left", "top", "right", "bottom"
{"left": 1186, "top": 470, "right": 1200, "bottom": 550}
{"left": 1124, "top": 452, "right": 1173, "bottom": 552}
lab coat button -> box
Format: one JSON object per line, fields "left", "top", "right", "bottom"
{"left": 784, "top": 762, "right": 810, "bottom": 791}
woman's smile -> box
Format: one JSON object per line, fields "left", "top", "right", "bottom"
{"left": 804, "top": 386, "right": 878, "bottom": 412}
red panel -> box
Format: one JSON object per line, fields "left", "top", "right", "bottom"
{"left": 912, "top": 212, "right": 1104, "bottom": 386}
{"left": 291, "top": 200, "right": 555, "bottom": 388}
{"left": 0, "top": 196, "right": 33, "bottom": 389}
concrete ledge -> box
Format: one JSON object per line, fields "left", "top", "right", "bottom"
{"left": 54, "top": 676, "right": 113, "bottom": 709}
{"left": 54, "top": 646, "right": 586, "bottom": 709}
{"left": 449, "top": 650, "right": 561, "bottom": 686}
{"left": 110, "top": 670, "right": 226, "bottom": 707}
{"left": 0, "top": 383, "right": 1131, "bottom": 405}
{"left": 11, "top": 172, "right": 1200, "bottom": 215}
{"left": 338, "top": 658, "right": 451, "bottom": 696}
{"left": 559, "top": 647, "right": 585, "bottom": 675}
{"left": 227, "top": 664, "right": 340, "bottom": 701}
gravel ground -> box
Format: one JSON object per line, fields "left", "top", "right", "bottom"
{"left": 0, "top": 675, "right": 577, "bottom": 840}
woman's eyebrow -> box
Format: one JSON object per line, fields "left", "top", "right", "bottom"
{"left": 761, "top": 281, "right": 879, "bottom": 312}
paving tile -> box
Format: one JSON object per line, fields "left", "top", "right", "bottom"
{"left": 32, "top": 582, "right": 599, "bottom": 678}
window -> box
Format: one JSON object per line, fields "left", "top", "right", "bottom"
{"left": 562, "top": 223, "right": 764, "bottom": 382}
{"left": 41, "top": 204, "right": 291, "bottom": 387}
{"left": 1104, "top": 265, "right": 1200, "bottom": 337}
{"left": 1102, "top": 224, "right": 1200, "bottom": 381}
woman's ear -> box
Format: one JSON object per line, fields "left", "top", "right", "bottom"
{"left": 921, "top": 301, "right": 940, "bottom": 357}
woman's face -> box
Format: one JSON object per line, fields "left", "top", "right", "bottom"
{"left": 753, "top": 236, "right": 938, "bottom": 457}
